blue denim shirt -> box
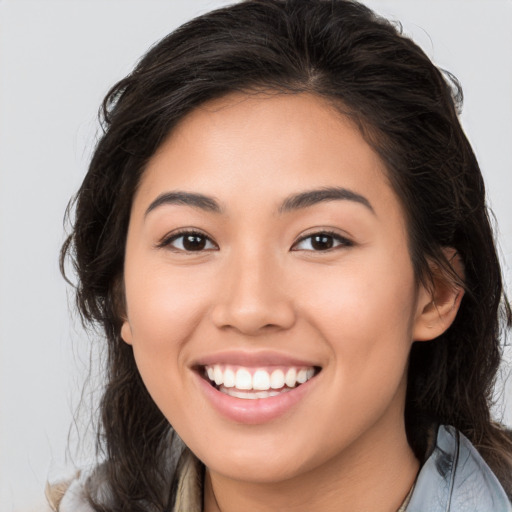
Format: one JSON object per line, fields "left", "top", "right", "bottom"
{"left": 406, "top": 425, "right": 511, "bottom": 511}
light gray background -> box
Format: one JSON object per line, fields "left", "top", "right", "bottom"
{"left": 1, "top": 1, "right": 511, "bottom": 510}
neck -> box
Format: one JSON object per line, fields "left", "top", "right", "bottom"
{"left": 203, "top": 416, "right": 419, "bottom": 512}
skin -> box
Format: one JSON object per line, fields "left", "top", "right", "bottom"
{"left": 120, "top": 92, "right": 462, "bottom": 511}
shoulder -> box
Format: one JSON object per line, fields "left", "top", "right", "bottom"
{"left": 43, "top": 447, "right": 198, "bottom": 512}
{"left": 172, "top": 448, "right": 203, "bottom": 512}
{"left": 407, "top": 425, "right": 512, "bottom": 511}
{"left": 45, "top": 467, "right": 109, "bottom": 512}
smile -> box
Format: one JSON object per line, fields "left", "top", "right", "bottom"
{"left": 192, "top": 352, "right": 321, "bottom": 423}
{"left": 203, "top": 365, "right": 318, "bottom": 399}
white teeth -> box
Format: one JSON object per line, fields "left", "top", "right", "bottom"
{"left": 253, "top": 370, "right": 270, "bottom": 390}
{"left": 285, "top": 368, "right": 297, "bottom": 388}
{"left": 297, "top": 368, "right": 308, "bottom": 384}
{"left": 221, "top": 387, "right": 290, "bottom": 399}
{"left": 214, "top": 366, "right": 223, "bottom": 386}
{"left": 204, "top": 364, "right": 317, "bottom": 395}
{"left": 235, "top": 368, "right": 252, "bottom": 390}
{"left": 270, "top": 369, "right": 285, "bottom": 389}
{"left": 223, "top": 368, "right": 235, "bottom": 388}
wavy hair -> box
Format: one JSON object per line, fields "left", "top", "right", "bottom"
{"left": 61, "top": 0, "right": 512, "bottom": 509}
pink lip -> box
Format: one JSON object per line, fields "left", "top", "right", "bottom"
{"left": 193, "top": 368, "right": 318, "bottom": 425}
{"left": 192, "top": 349, "right": 319, "bottom": 368}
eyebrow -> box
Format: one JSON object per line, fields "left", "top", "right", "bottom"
{"left": 278, "top": 186, "right": 375, "bottom": 215}
{"left": 145, "top": 186, "right": 374, "bottom": 217}
{"left": 145, "top": 191, "right": 223, "bottom": 216}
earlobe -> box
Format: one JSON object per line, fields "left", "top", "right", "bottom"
{"left": 112, "top": 276, "right": 132, "bottom": 344}
{"left": 121, "top": 320, "right": 133, "bottom": 345}
{"left": 413, "top": 249, "right": 465, "bottom": 342}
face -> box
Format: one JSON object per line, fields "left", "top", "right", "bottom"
{"left": 121, "top": 92, "right": 432, "bottom": 484}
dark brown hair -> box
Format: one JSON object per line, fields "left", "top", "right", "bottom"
{"left": 61, "top": 0, "right": 512, "bottom": 509}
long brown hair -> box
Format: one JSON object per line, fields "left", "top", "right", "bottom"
{"left": 61, "top": 0, "right": 512, "bottom": 509}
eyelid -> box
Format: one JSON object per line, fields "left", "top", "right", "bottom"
{"left": 157, "top": 228, "right": 218, "bottom": 252}
{"left": 291, "top": 230, "right": 354, "bottom": 251}
{"left": 156, "top": 228, "right": 353, "bottom": 253}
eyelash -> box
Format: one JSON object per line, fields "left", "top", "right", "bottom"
{"left": 158, "top": 228, "right": 353, "bottom": 254}
{"left": 157, "top": 229, "right": 218, "bottom": 252}
{"left": 292, "top": 230, "right": 353, "bottom": 251}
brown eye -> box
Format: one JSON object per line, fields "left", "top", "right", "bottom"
{"left": 311, "top": 234, "right": 334, "bottom": 250}
{"left": 160, "top": 230, "right": 217, "bottom": 252}
{"left": 292, "top": 231, "right": 353, "bottom": 252}
{"left": 182, "top": 234, "right": 207, "bottom": 251}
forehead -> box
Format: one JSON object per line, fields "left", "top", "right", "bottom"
{"left": 134, "top": 92, "right": 401, "bottom": 223}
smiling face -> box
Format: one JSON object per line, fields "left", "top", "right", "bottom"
{"left": 120, "top": 92, "right": 440, "bottom": 490}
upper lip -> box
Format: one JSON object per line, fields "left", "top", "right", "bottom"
{"left": 191, "top": 350, "right": 320, "bottom": 369}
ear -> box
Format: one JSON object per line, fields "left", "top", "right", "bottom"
{"left": 111, "top": 274, "right": 133, "bottom": 345}
{"left": 121, "top": 319, "right": 133, "bottom": 345}
{"left": 413, "top": 249, "right": 465, "bottom": 342}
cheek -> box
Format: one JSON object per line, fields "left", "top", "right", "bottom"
{"left": 301, "top": 260, "right": 416, "bottom": 332}
{"left": 122, "top": 265, "right": 215, "bottom": 431}
{"left": 122, "top": 260, "right": 213, "bottom": 388}
{"left": 296, "top": 251, "right": 417, "bottom": 373}
{"left": 125, "top": 260, "right": 207, "bottom": 335}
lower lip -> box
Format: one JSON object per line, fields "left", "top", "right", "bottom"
{"left": 194, "top": 372, "right": 317, "bottom": 425}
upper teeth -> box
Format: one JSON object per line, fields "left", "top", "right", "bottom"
{"left": 205, "top": 365, "right": 315, "bottom": 391}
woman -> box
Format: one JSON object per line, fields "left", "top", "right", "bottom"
{"left": 50, "top": 0, "right": 512, "bottom": 510}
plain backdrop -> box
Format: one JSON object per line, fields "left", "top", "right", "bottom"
{"left": 1, "top": 1, "right": 511, "bottom": 510}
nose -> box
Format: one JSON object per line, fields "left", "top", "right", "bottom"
{"left": 210, "top": 250, "right": 296, "bottom": 336}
